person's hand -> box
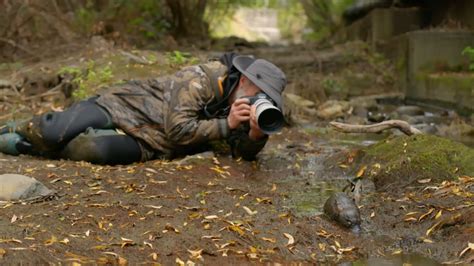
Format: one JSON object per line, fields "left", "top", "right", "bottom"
{"left": 249, "top": 104, "right": 266, "bottom": 140}
{"left": 227, "top": 98, "right": 251, "bottom": 130}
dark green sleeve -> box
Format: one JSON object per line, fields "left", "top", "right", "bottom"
{"left": 227, "top": 124, "right": 268, "bottom": 161}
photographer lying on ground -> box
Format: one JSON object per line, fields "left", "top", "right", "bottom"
{"left": 0, "top": 53, "right": 287, "bottom": 165}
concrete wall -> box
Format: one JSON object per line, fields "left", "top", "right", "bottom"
{"left": 386, "top": 31, "right": 474, "bottom": 113}
{"left": 335, "top": 8, "right": 423, "bottom": 47}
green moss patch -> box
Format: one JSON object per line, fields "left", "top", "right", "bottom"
{"left": 360, "top": 134, "right": 474, "bottom": 190}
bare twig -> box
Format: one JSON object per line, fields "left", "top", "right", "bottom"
{"left": 0, "top": 37, "right": 39, "bottom": 59}
{"left": 22, "top": 83, "right": 63, "bottom": 101}
{"left": 330, "top": 120, "right": 423, "bottom": 136}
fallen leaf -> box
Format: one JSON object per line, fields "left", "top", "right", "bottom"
{"left": 187, "top": 249, "right": 203, "bottom": 261}
{"left": 318, "top": 243, "right": 326, "bottom": 251}
{"left": 242, "top": 206, "right": 257, "bottom": 215}
{"left": 417, "top": 178, "right": 431, "bottom": 184}
{"left": 283, "top": 233, "right": 295, "bottom": 246}
{"left": 204, "top": 215, "right": 218, "bottom": 220}
{"left": 459, "top": 242, "right": 474, "bottom": 258}
{"left": 145, "top": 168, "right": 158, "bottom": 174}
{"left": 59, "top": 238, "right": 70, "bottom": 245}
{"left": 45, "top": 235, "right": 58, "bottom": 246}
{"left": 262, "top": 237, "right": 276, "bottom": 243}
{"left": 356, "top": 165, "right": 367, "bottom": 178}
{"left": 144, "top": 205, "right": 163, "bottom": 209}
{"left": 228, "top": 225, "right": 245, "bottom": 236}
{"left": 392, "top": 249, "right": 402, "bottom": 255}
{"left": 434, "top": 210, "right": 442, "bottom": 220}
{"left": 418, "top": 208, "right": 435, "bottom": 222}
{"left": 0, "top": 248, "right": 5, "bottom": 258}
{"left": 118, "top": 256, "right": 127, "bottom": 265}
{"left": 271, "top": 184, "right": 277, "bottom": 192}
{"left": 149, "top": 252, "right": 159, "bottom": 261}
{"left": 176, "top": 257, "right": 185, "bottom": 266}
{"left": 426, "top": 220, "right": 443, "bottom": 236}
{"left": 10, "top": 214, "right": 18, "bottom": 223}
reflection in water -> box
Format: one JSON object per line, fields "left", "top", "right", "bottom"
{"left": 352, "top": 253, "right": 442, "bottom": 266}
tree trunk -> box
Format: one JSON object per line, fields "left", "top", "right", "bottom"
{"left": 165, "top": 0, "right": 208, "bottom": 39}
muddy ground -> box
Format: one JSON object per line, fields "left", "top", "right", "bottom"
{"left": 0, "top": 40, "right": 473, "bottom": 265}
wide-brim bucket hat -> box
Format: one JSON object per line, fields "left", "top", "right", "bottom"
{"left": 232, "top": 56, "right": 287, "bottom": 110}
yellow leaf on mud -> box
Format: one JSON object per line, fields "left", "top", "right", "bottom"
{"left": 0, "top": 248, "right": 6, "bottom": 258}
{"left": 187, "top": 249, "right": 203, "bottom": 261}
{"left": 426, "top": 220, "right": 442, "bottom": 236}
{"left": 144, "top": 205, "right": 163, "bottom": 209}
{"left": 145, "top": 168, "right": 158, "bottom": 174}
{"left": 422, "top": 238, "right": 434, "bottom": 243}
{"left": 356, "top": 165, "right": 367, "bottom": 178}
{"left": 262, "top": 237, "right": 276, "bottom": 243}
{"left": 176, "top": 257, "right": 185, "bottom": 266}
{"left": 370, "top": 211, "right": 375, "bottom": 218}
{"left": 144, "top": 241, "right": 153, "bottom": 249}
{"left": 417, "top": 178, "right": 431, "bottom": 184}
{"left": 392, "top": 249, "right": 402, "bottom": 255}
{"left": 459, "top": 242, "right": 474, "bottom": 258}
{"left": 59, "top": 238, "right": 70, "bottom": 245}
{"left": 335, "top": 240, "right": 341, "bottom": 248}
{"left": 418, "top": 208, "right": 435, "bottom": 222}
{"left": 243, "top": 206, "right": 257, "bottom": 215}
{"left": 204, "top": 215, "right": 218, "bottom": 220}
{"left": 434, "top": 210, "right": 442, "bottom": 220}
{"left": 92, "top": 245, "right": 109, "bottom": 250}
{"left": 318, "top": 243, "right": 326, "bottom": 251}
{"left": 283, "top": 233, "right": 295, "bottom": 246}
{"left": 271, "top": 184, "right": 277, "bottom": 192}
{"left": 118, "top": 256, "right": 127, "bottom": 265}
{"left": 10, "top": 214, "right": 18, "bottom": 223}
{"left": 228, "top": 225, "right": 245, "bottom": 236}
{"left": 45, "top": 235, "right": 58, "bottom": 246}
{"left": 149, "top": 252, "right": 159, "bottom": 261}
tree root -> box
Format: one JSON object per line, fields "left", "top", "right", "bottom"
{"left": 330, "top": 120, "right": 422, "bottom": 136}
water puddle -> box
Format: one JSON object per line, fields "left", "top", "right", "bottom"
{"left": 352, "top": 253, "right": 442, "bottom": 266}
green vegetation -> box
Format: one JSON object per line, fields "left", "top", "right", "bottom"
{"left": 166, "top": 51, "right": 199, "bottom": 66}
{"left": 322, "top": 76, "right": 346, "bottom": 96}
{"left": 72, "top": 0, "right": 169, "bottom": 40}
{"left": 300, "top": 0, "right": 354, "bottom": 41}
{"left": 462, "top": 46, "right": 474, "bottom": 71}
{"left": 59, "top": 61, "right": 114, "bottom": 100}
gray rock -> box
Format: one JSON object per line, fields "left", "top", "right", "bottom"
{"left": 0, "top": 174, "right": 55, "bottom": 201}
{"left": 395, "top": 105, "right": 424, "bottom": 116}
{"left": 324, "top": 192, "right": 361, "bottom": 233}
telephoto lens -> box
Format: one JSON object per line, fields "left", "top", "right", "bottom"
{"left": 246, "top": 93, "right": 284, "bottom": 134}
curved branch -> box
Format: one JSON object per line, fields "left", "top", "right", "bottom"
{"left": 330, "top": 120, "right": 423, "bottom": 136}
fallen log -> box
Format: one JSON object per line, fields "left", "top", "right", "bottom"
{"left": 330, "top": 119, "right": 422, "bottom": 136}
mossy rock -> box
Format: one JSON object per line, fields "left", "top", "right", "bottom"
{"left": 359, "top": 134, "right": 474, "bottom": 191}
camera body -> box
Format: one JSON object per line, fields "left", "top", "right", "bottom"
{"left": 242, "top": 93, "right": 284, "bottom": 134}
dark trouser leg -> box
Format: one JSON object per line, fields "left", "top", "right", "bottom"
{"left": 61, "top": 128, "right": 142, "bottom": 165}
{"left": 15, "top": 97, "right": 113, "bottom": 155}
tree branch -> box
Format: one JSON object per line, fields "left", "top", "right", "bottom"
{"left": 330, "top": 120, "right": 423, "bottom": 136}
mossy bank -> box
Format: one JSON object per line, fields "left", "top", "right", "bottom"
{"left": 357, "top": 134, "right": 474, "bottom": 191}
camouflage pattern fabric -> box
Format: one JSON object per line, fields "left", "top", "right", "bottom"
{"left": 96, "top": 60, "right": 268, "bottom": 160}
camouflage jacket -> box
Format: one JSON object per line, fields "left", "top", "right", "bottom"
{"left": 96, "top": 60, "right": 268, "bottom": 160}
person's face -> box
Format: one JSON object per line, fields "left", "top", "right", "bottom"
{"left": 229, "top": 75, "right": 262, "bottom": 103}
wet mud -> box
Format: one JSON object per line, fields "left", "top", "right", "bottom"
{"left": 0, "top": 41, "right": 473, "bottom": 264}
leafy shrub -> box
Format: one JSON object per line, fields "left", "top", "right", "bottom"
{"left": 462, "top": 46, "right": 474, "bottom": 71}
